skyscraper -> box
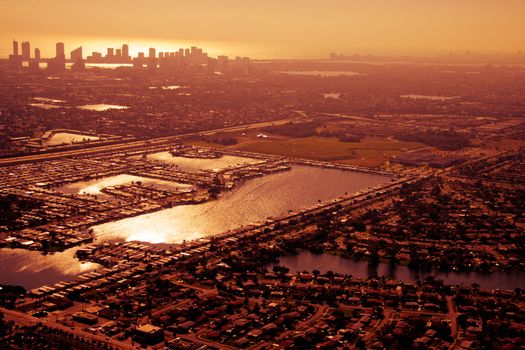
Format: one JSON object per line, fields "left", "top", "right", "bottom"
{"left": 29, "top": 48, "right": 40, "bottom": 71}
{"left": 218, "top": 55, "right": 229, "bottom": 71}
{"left": 147, "top": 48, "right": 157, "bottom": 70}
{"left": 50, "top": 42, "right": 66, "bottom": 72}
{"left": 133, "top": 52, "right": 145, "bottom": 68}
{"left": 207, "top": 57, "right": 218, "bottom": 74}
{"left": 56, "top": 42, "right": 65, "bottom": 58}
{"left": 21, "top": 41, "right": 30, "bottom": 61}
{"left": 122, "top": 44, "right": 129, "bottom": 59}
{"left": 71, "top": 47, "right": 85, "bottom": 71}
{"left": 71, "top": 46, "right": 83, "bottom": 61}
{"left": 9, "top": 40, "right": 22, "bottom": 69}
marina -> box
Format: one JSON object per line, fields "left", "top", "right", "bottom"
{"left": 92, "top": 165, "right": 391, "bottom": 243}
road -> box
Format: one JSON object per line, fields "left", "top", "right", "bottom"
{"left": 0, "top": 306, "right": 136, "bottom": 349}
{"left": 446, "top": 296, "right": 460, "bottom": 337}
{"left": 0, "top": 116, "right": 302, "bottom": 167}
{"left": 2, "top": 118, "right": 506, "bottom": 348}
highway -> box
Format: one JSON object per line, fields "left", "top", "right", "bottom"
{"left": 0, "top": 116, "right": 302, "bottom": 167}
{"left": 2, "top": 117, "right": 502, "bottom": 348}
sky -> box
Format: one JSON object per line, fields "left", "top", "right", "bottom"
{"left": 1, "top": 0, "right": 524, "bottom": 59}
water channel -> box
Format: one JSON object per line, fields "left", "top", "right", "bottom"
{"left": 92, "top": 165, "right": 391, "bottom": 243}
{"left": 270, "top": 250, "right": 525, "bottom": 290}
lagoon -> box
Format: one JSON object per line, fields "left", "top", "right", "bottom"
{"left": 57, "top": 174, "right": 191, "bottom": 200}
{"left": 77, "top": 104, "right": 129, "bottom": 111}
{"left": 92, "top": 166, "right": 391, "bottom": 244}
{"left": 278, "top": 71, "right": 365, "bottom": 77}
{"left": 0, "top": 248, "right": 100, "bottom": 290}
{"left": 147, "top": 152, "right": 263, "bottom": 171}
{"left": 401, "top": 94, "right": 459, "bottom": 101}
{"left": 45, "top": 132, "right": 100, "bottom": 146}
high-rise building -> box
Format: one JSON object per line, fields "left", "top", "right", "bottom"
{"left": 147, "top": 48, "right": 157, "bottom": 70}
{"left": 133, "top": 52, "right": 145, "bottom": 68}
{"left": 107, "top": 48, "right": 114, "bottom": 57}
{"left": 86, "top": 51, "right": 102, "bottom": 63}
{"left": 29, "top": 60, "right": 39, "bottom": 71}
{"left": 71, "top": 46, "right": 83, "bottom": 61}
{"left": 207, "top": 57, "right": 218, "bottom": 74}
{"left": 21, "top": 41, "right": 30, "bottom": 61}
{"left": 9, "top": 40, "right": 22, "bottom": 69}
{"left": 30, "top": 47, "right": 40, "bottom": 71}
{"left": 56, "top": 42, "right": 65, "bottom": 58}
{"left": 122, "top": 44, "right": 129, "bottom": 58}
{"left": 218, "top": 55, "right": 229, "bottom": 71}
{"left": 115, "top": 48, "right": 122, "bottom": 57}
{"left": 71, "top": 47, "right": 85, "bottom": 71}
{"left": 49, "top": 42, "right": 66, "bottom": 72}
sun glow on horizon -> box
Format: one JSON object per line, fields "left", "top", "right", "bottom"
{"left": 2, "top": 1, "right": 524, "bottom": 58}
{"left": 0, "top": 34, "right": 271, "bottom": 59}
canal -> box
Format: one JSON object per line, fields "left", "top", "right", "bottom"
{"left": 270, "top": 250, "right": 525, "bottom": 290}
{"left": 0, "top": 248, "right": 100, "bottom": 290}
{"left": 1, "top": 164, "right": 391, "bottom": 289}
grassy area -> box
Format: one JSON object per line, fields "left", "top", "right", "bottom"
{"left": 189, "top": 134, "right": 424, "bottom": 168}
{"left": 235, "top": 136, "right": 355, "bottom": 161}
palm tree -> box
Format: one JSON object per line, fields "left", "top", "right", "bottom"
{"left": 471, "top": 282, "right": 480, "bottom": 295}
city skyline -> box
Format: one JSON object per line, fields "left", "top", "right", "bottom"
{"left": 6, "top": 39, "right": 249, "bottom": 72}
{"left": 7, "top": 39, "right": 222, "bottom": 60}
{"left": 1, "top": 1, "right": 525, "bottom": 59}
{"left": 3, "top": 37, "right": 524, "bottom": 66}
{"left": 1, "top": 2, "right": 525, "bottom": 349}
{"left": 0, "top": 36, "right": 264, "bottom": 60}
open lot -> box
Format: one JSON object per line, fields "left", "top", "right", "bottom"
{"left": 190, "top": 132, "right": 424, "bottom": 167}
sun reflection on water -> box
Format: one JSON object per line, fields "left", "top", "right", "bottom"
{"left": 0, "top": 247, "right": 101, "bottom": 289}
{"left": 93, "top": 166, "right": 392, "bottom": 244}
{"left": 58, "top": 174, "right": 190, "bottom": 196}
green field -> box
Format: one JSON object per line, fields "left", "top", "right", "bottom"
{"left": 190, "top": 134, "right": 425, "bottom": 168}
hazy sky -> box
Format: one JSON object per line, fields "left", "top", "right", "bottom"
{"left": 1, "top": 0, "right": 524, "bottom": 58}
